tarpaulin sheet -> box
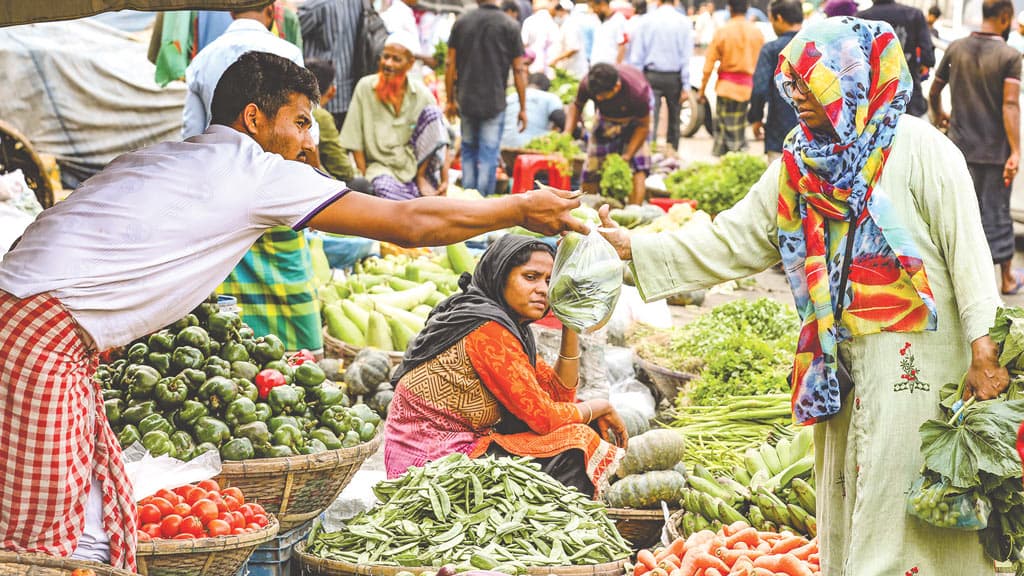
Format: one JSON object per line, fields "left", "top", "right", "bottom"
{"left": 0, "top": 0, "right": 267, "bottom": 27}
{"left": 0, "top": 18, "right": 186, "bottom": 181}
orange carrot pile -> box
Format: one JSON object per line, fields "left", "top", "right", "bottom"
{"left": 632, "top": 521, "right": 820, "bottom": 576}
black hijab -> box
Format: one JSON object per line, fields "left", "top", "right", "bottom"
{"left": 391, "top": 235, "right": 555, "bottom": 384}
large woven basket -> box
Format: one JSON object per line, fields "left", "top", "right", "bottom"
{"left": 635, "top": 357, "right": 694, "bottom": 403}
{"left": 135, "top": 516, "right": 279, "bottom": 576}
{"left": 605, "top": 508, "right": 670, "bottom": 550}
{"left": 216, "top": 430, "right": 382, "bottom": 531}
{"left": 322, "top": 328, "right": 404, "bottom": 366}
{"left": 0, "top": 552, "right": 135, "bottom": 576}
{"left": 294, "top": 542, "right": 629, "bottom": 576}
{"left": 665, "top": 510, "right": 685, "bottom": 542}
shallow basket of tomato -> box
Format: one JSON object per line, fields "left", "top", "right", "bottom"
{"left": 215, "top": 429, "right": 383, "bottom": 531}
{"left": 135, "top": 515, "right": 278, "bottom": 576}
{"left": 0, "top": 550, "right": 135, "bottom": 576}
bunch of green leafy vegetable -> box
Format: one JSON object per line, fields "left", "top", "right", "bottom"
{"left": 432, "top": 41, "right": 447, "bottom": 75}
{"left": 665, "top": 153, "right": 768, "bottom": 215}
{"left": 599, "top": 154, "right": 633, "bottom": 204}
{"left": 523, "top": 133, "right": 582, "bottom": 177}
{"left": 551, "top": 67, "right": 580, "bottom": 104}
{"left": 910, "top": 306, "right": 1024, "bottom": 571}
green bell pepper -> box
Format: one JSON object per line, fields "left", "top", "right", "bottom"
{"left": 117, "top": 425, "right": 141, "bottom": 447}
{"left": 350, "top": 403, "right": 381, "bottom": 426}
{"left": 293, "top": 363, "right": 326, "bottom": 388}
{"left": 270, "top": 423, "right": 305, "bottom": 452}
{"left": 268, "top": 415, "right": 300, "bottom": 433}
{"left": 125, "top": 365, "right": 161, "bottom": 400}
{"left": 359, "top": 421, "right": 377, "bottom": 442}
{"left": 203, "top": 357, "right": 232, "bottom": 379}
{"left": 302, "top": 438, "right": 328, "bottom": 454}
{"left": 102, "top": 389, "right": 123, "bottom": 402}
{"left": 209, "top": 340, "right": 221, "bottom": 356}
{"left": 138, "top": 413, "right": 174, "bottom": 437}
{"left": 342, "top": 430, "right": 362, "bottom": 448}
{"left": 262, "top": 360, "right": 293, "bottom": 384}
{"left": 225, "top": 397, "right": 258, "bottom": 429}
{"left": 234, "top": 421, "right": 271, "bottom": 446}
{"left": 170, "top": 430, "right": 196, "bottom": 459}
{"left": 268, "top": 384, "right": 303, "bottom": 415}
{"left": 198, "top": 376, "right": 239, "bottom": 412}
{"left": 239, "top": 325, "right": 255, "bottom": 340}
{"left": 193, "top": 416, "right": 232, "bottom": 446}
{"left": 168, "top": 313, "right": 200, "bottom": 332}
{"left": 312, "top": 382, "right": 346, "bottom": 412}
{"left": 177, "top": 399, "right": 208, "bottom": 427}
{"left": 234, "top": 378, "right": 259, "bottom": 403}
{"left": 258, "top": 444, "right": 295, "bottom": 458}
{"left": 310, "top": 428, "right": 343, "bottom": 450}
{"left": 148, "top": 330, "right": 176, "bottom": 353}
{"left": 254, "top": 402, "right": 272, "bottom": 422}
{"left": 175, "top": 326, "right": 211, "bottom": 357}
{"left": 171, "top": 346, "right": 205, "bottom": 373}
{"left": 220, "top": 437, "right": 254, "bottom": 460}
{"left": 194, "top": 441, "right": 219, "bottom": 456}
{"left": 178, "top": 368, "right": 206, "bottom": 393}
{"left": 146, "top": 352, "right": 172, "bottom": 376}
{"left": 253, "top": 334, "right": 286, "bottom": 365}
{"left": 154, "top": 377, "right": 188, "bottom": 409}
{"left": 230, "top": 361, "right": 259, "bottom": 382}
{"left": 319, "top": 405, "right": 352, "bottom": 437}
{"left": 104, "top": 399, "right": 124, "bottom": 427}
{"left": 207, "top": 311, "right": 242, "bottom": 341}
{"left": 220, "top": 341, "right": 250, "bottom": 363}
{"left": 127, "top": 342, "right": 149, "bottom": 364}
{"left": 142, "top": 430, "right": 174, "bottom": 457}
{"left": 122, "top": 401, "right": 157, "bottom": 426}
{"left": 192, "top": 300, "right": 218, "bottom": 323}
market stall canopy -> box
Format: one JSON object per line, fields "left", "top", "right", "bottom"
{"left": 0, "top": 0, "right": 269, "bottom": 27}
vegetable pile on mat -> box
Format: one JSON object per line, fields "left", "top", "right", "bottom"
{"left": 305, "top": 454, "right": 631, "bottom": 573}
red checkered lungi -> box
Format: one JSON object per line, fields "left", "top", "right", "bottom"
{"left": 0, "top": 291, "right": 137, "bottom": 570}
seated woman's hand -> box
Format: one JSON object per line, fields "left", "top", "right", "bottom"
{"left": 595, "top": 409, "right": 628, "bottom": 449}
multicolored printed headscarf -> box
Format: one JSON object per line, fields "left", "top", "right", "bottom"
{"left": 775, "top": 17, "right": 938, "bottom": 424}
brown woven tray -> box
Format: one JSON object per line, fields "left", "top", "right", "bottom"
{"left": 635, "top": 357, "right": 695, "bottom": 403}
{"left": 216, "top": 430, "right": 382, "bottom": 531}
{"left": 294, "top": 542, "right": 629, "bottom": 576}
{"left": 135, "top": 516, "right": 279, "bottom": 576}
{"left": 605, "top": 508, "right": 670, "bottom": 550}
{"left": 0, "top": 552, "right": 135, "bottom": 576}
{"left": 322, "top": 328, "right": 405, "bottom": 366}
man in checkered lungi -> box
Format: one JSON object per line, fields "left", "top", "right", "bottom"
{"left": 0, "top": 51, "right": 585, "bottom": 569}
{"left": 564, "top": 63, "right": 653, "bottom": 205}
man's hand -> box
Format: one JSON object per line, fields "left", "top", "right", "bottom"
{"left": 518, "top": 187, "right": 588, "bottom": 236}
{"left": 934, "top": 110, "right": 950, "bottom": 131}
{"left": 518, "top": 108, "right": 529, "bottom": 133}
{"left": 1004, "top": 152, "right": 1020, "bottom": 187}
{"left": 697, "top": 90, "right": 707, "bottom": 104}
{"left": 965, "top": 335, "right": 1010, "bottom": 400}
{"left": 752, "top": 121, "right": 764, "bottom": 140}
{"left": 445, "top": 101, "right": 459, "bottom": 122}
{"left": 597, "top": 204, "right": 633, "bottom": 260}
{"left": 679, "top": 90, "right": 691, "bottom": 105}
{"left": 594, "top": 410, "right": 628, "bottom": 449}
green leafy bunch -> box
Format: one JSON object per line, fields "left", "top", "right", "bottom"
{"left": 432, "top": 41, "right": 447, "bottom": 74}
{"left": 665, "top": 153, "right": 768, "bottom": 215}
{"left": 523, "top": 133, "right": 582, "bottom": 177}
{"left": 599, "top": 154, "right": 633, "bottom": 204}
{"left": 551, "top": 68, "right": 580, "bottom": 104}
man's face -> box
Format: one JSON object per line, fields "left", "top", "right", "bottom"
{"left": 380, "top": 45, "right": 414, "bottom": 78}
{"left": 926, "top": 13, "right": 937, "bottom": 26}
{"left": 588, "top": 1, "right": 611, "bottom": 19}
{"left": 247, "top": 93, "right": 316, "bottom": 163}
{"left": 770, "top": 12, "right": 787, "bottom": 35}
{"left": 594, "top": 80, "right": 621, "bottom": 102}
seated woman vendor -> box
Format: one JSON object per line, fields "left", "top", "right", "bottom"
{"left": 384, "top": 235, "right": 627, "bottom": 498}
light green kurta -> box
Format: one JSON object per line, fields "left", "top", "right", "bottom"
{"left": 632, "top": 116, "right": 1003, "bottom": 575}
{"left": 338, "top": 74, "right": 435, "bottom": 184}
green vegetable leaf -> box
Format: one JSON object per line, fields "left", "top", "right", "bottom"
{"left": 999, "top": 318, "right": 1024, "bottom": 368}
{"left": 990, "top": 306, "right": 1024, "bottom": 346}
{"left": 919, "top": 418, "right": 981, "bottom": 488}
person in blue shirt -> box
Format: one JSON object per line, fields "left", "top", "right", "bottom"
{"left": 747, "top": 0, "right": 802, "bottom": 162}
{"left": 502, "top": 74, "right": 567, "bottom": 148}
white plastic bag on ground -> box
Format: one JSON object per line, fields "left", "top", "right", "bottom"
{"left": 549, "top": 230, "right": 623, "bottom": 333}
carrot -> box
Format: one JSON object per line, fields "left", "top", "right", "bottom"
{"left": 723, "top": 521, "right": 749, "bottom": 537}
{"left": 686, "top": 530, "right": 717, "bottom": 551}
{"left": 705, "top": 569, "right": 725, "bottom": 576}
{"left": 752, "top": 554, "right": 813, "bottom": 576}
{"left": 769, "top": 536, "right": 808, "bottom": 555}
{"left": 638, "top": 549, "right": 658, "bottom": 571}
{"left": 788, "top": 542, "right": 816, "bottom": 561}
{"left": 669, "top": 570, "right": 683, "bottom": 576}
{"left": 725, "top": 527, "right": 760, "bottom": 549}
{"left": 635, "top": 564, "right": 651, "bottom": 576}
{"left": 658, "top": 554, "right": 682, "bottom": 570}
{"left": 750, "top": 569, "right": 775, "bottom": 576}
{"left": 807, "top": 554, "right": 819, "bottom": 564}
{"left": 715, "top": 547, "right": 766, "bottom": 566}
{"left": 756, "top": 542, "right": 771, "bottom": 553}
{"left": 757, "top": 532, "right": 783, "bottom": 542}
{"left": 679, "top": 551, "right": 730, "bottom": 576}
{"left": 650, "top": 569, "right": 669, "bottom": 576}
{"left": 667, "top": 538, "right": 688, "bottom": 559}
{"left": 730, "top": 557, "right": 755, "bottom": 576}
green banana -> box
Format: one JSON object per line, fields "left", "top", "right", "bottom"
{"left": 787, "top": 503, "right": 810, "bottom": 534}
{"left": 716, "top": 476, "right": 751, "bottom": 501}
{"left": 768, "top": 455, "right": 815, "bottom": 491}
{"left": 760, "top": 442, "right": 784, "bottom": 476}
{"left": 791, "top": 477, "right": 817, "bottom": 512}
{"left": 790, "top": 426, "right": 814, "bottom": 461}
{"left": 698, "top": 491, "right": 720, "bottom": 520}
{"left": 775, "top": 436, "right": 792, "bottom": 469}
{"left": 804, "top": 514, "right": 818, "bottom": 537}
{"left": 681, "top": 511, "right": 698, "bottom": 537}
{"left": 688, "top": 475, "right": 736, "bottom": 505}
{"left": 693, "top": 512, "right": 710, "bottom": 532}
{"left": 745, "top": 447, "right": 770, "bottom": 477}
{"left": 692, "top": 463, "right": 717, "bottom": 483}
{"left": 732, "top": 465, "right": 752, "bottom": 486}
{"left": 747, "top": 505, "right": 766, "bottom": 530}
{"left": 717, "top": 499, "right": 748, "bottom": 525}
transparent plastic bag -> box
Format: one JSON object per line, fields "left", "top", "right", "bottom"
{"left": 549, "top": 230, "right": 623, "bottom": 333}
{"left": 121, "top": 441, "right": 222, "bottom": 502}
{"left": 906, "top": 475, "right": 991, "bottom": 531}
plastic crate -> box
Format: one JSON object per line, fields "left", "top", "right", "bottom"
{"left": 237, "top": 519, "right": 315, "bottom": 576}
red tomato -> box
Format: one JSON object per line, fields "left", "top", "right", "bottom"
{"left": 155, "top": 488, "right": 180, "bottom": 505}
{"left": 138, "top": 504, "right": 162, "bottom": 525}
{"left": 228, "top": 511, "right": 246, "bottom": 531}
{"left": 172, "top": 484, "right": 194, "bottom": 499}
{"left": 250, "top": 503, "right": 267, "bottom": 516}
{"left": 208, "top": 493, "right": 229, "bottom": 515}
{"left": 246, "top": 522, "right": 262, "bottom": 531}
{"left": 172, "top": 533, "right": 196, "bottom": 540}
{"left": 238, "top": 504, "right": 256, "bottom": 523}
{"left": 179, "top": 516, "right": 204, "bottom": 537}
{"left": 221, "top": 487, "right": 244, "bottom": 506}
{"left": 185, "top": 487, "right": 208, "bottom": 506}
{"left": 150, "top": 497, "right": 174, "bottom": 517}
{"left": 197, "top": 479, "right": 220, "bottom": 493}
{"left": 141, "top": 522, "right": 162, "bottom": 539}
{"left": 207, "top": 519, "right": 231, "bottom": 537}
{"left": 191, "top": 499, "right": 219, "bottom": 526}
{"left": 160, "top": 514, "right": 183, "bottom": 538}
{"left": 253, "top": 514, "right": 269, "bottom": 528}
{"left": 136, "top": 530, "right": 152, "bottom": 542}
{"left": 223, "top": 495, "right": 242, "bottom": 512}
{"left": 173, "top": 502, "right": 192, "bottom": 516}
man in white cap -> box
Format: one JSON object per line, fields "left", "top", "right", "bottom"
{"left": 339, "top": 31, "right": 451, "bottom": 199}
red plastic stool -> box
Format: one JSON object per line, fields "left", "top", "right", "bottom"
{"left": 511, "top": 154, "right": 571, "bottom": 194}
{"left": 649, "top": 197, "right": 698, "bottom": 213}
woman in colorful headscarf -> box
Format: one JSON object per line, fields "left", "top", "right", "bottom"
{"left": 599, "top": 17, "right": 1007, "bottom": 573}
{"left": 384, "top": 235, "right": 627, "bottom": 498}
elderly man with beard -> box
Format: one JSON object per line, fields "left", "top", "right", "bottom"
{"left": 340, "top": 32, "right": 451, "bottom": 199}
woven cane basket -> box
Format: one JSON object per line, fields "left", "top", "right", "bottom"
{"left": 215, "top": 430, "right": 382, "bottom": 531}
{"left": 135, "top": 516, "right": 278, "bottom": 576}
{"left": 635, "top": 357, "right": 695, "bottom": 403}
{"left": 665, "top": 510, "right": 685, "bottom": 542}
{"left": 0, "top": 552, "right": 135, "bottom": 576}
{"left": 605, "top": 508, "right": 670, "bottom": 550}
{"left": 322, "top": 328, "right": 404, "bottom": 366}
{"left": 294, "top": 542, "right": 629, "bottom": 576}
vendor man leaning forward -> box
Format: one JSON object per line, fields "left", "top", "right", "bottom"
{"left": 340, "top": 31, "right": 451, "bottom": 200}
{"left": 0, "top": 51, "right": 585, "bottom": 570}
{"left": 565, "top": 63, "right": 652, "bottom": 205}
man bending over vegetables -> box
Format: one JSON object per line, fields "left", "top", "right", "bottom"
{"left": 0, "top": 51, "right": 585, "bottom": 570}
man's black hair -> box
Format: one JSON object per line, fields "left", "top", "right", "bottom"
{"left": 589, "top": 0, "right": 611, "bottom": 5}
{"left": 587, "top": 63, "right": 619, "bottom": 95}
{"left": 769, "top": 0, "right": 803, "bottom": 23}
{"left": 727, "top": 0, "right": 749, "bottom": 14}
{"left": 502, "top": 0, "right": 521, "bottom": 13}
{"left": 528, "top": 73, "right": 552, "bottom": 91}
{"left": 211, "top": 51, "right": 320, "bottom": 126}
{"left": 928, "top": 4, "right": 941, "bottom": 17}
{"left": 305, "top": 58, "right": 336, "bottom": 94}
{"left": 982, "top": 0, "right": 1013, "bottom": 19}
